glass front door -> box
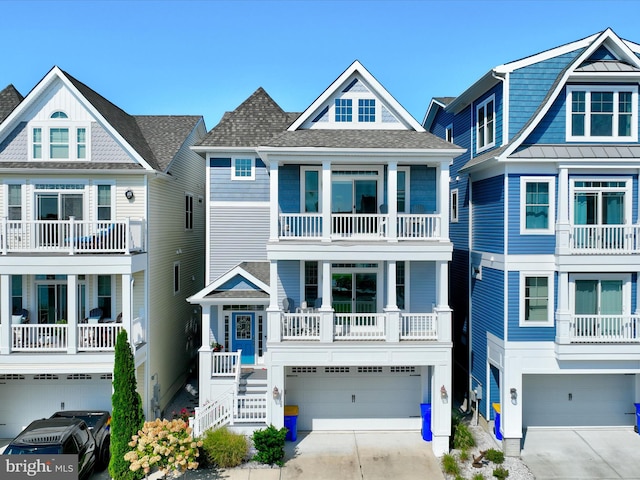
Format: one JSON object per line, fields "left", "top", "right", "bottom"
{"left": 331, "top": 179, "right": 377, "bottom": 214}
{"left": 37, "top": 284, "right": 67, "bottom": 324}
{"left": 331, "top": 272, "right": 377, "bottom": 313}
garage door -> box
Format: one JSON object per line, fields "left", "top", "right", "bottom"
{"left": 285, "top": 366, "right": 423, "bottom": 431}
{"left": 0, "top": 373, "right": 112, "bottom": 438}
{"left": 523, "top": 374, "right": 635, "bottom": 428}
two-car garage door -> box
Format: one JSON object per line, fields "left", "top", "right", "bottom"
{"left": 523, "top": 374, "right": 635, "bottom": 428}
{"left": 285, "top": 366, "right": 423, "bottom": 431}
{"left": 0, "top": 374, "right": 112, "bottom": 438}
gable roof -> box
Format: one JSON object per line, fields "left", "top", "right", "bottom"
{"left": 187, "top": 261, "right": 270, "bottom": 303}
{"left": 0, "top": 85, "right": 23, "bottom": 123}
{"left": 195, "top": 87, "right": 299, "bottom": 149}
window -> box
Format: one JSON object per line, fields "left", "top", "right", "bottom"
{"left": 303, "top": 169, "right": 320, "bottom": 212}
{"left": 572, "top": 274, "right": 630, "bottom": 337}
{"left": 97, "top": 275, "right": 112, "bottom": 319}
{"left": 520, "top": 273, "right": 553, "bottom": 326}
{"left": 8, "top": 184, "right": 22, "bottom": 220}
{"left": 396, "top": 261, "right": 405, "bottom": 310}
{"left": 185, "top": 193, "right": 194, "bottom": 229}
{"left": 567, "top": 86, "right": 637, "bottom": 141}
{"left": 450, "top": 189, "right": 458, "bottom": 223}
{"left": 358, "top": 99, "right": 376, "bottom": 122}
{"left": 30, "top": 112, "right": 89, "bottom": 161}
{"left": 11, "top": 275, "right": 22, "bottom": 314}
{"left": 77, "top": 128, "right": 86, "bottom": 159}
{"left": 33, "top": 128, "right": 42, "bottom": 159}
{"left": 304, "top": 261, "right": 318, "bottom": 305}
{"left": 445, "top": 124, "right": 453, "bottom": 143}
{"left": 335, "top": 99, "right": 352, "bottom": 122}
{"left": 50, "top": 128, "right": 69, "bottom": 159}
{"left": 96, "top": 185, "right": 111, "bottom": 221}
{"left": 397, "top": 168, "right": 409, "bottom": 213}
{"left": 476, "top": 96, "right": 495, "bottom": 153}
{"left": 520, "top": 177, "right": 555, "bottom": 234}
{"left": 231, "top": 157, "right": 255, "bottom": 180}
{"left": 572, "top": 179, "right": 629, "bottom": 226}
{"left": 173, "top": 262, "right": 180, "bottom": 294}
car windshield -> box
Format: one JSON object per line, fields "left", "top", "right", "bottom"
{"left": 52, "top": 413, "right": 100, "bottom": 429}
{"left": 4, "top": 445, "right": 62, "bottom": 455}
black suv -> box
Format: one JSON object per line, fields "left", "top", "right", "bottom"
{"left": 50, "top": 410, "right": 111, "bottom": 470}
{"left": 3, "top": 418, "right": 96, "bottom": 480}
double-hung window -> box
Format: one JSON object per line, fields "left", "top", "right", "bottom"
{"left": 567, "top": 86, "right": 638, "bottom": 141}
{"left": 520, "top": 177, "right": 555, "bottom": 234}
{"left": 8, "top": 184, "right": 22, "bottom": 220}
{"left": 231, "top": 157, "right": 255, "bottom": 180}
{"left": 450, "top": 189, "right": 459, "bottom": 223}
{"left": 476, "top": 96, "right": 495, "bottom": 153}
{"left": 96, "top": 185, "right": 111, "bottom": 221}
{"left": 520, "top": 273, "right": 554, "bottom": 326}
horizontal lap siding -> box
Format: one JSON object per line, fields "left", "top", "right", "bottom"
{"left": 508, "top": 174, "right": 557, "bottom": 254}
{"left": 278, "top": 260, "right": 300, "bottom": 306}
{"left": 510, "top": 50, "right": 583, "bottom": 141}
{"left": 507, "top": 271, "right": 557, "bottom": 342}
{"left": 210, "top": 158, "right": 269, "bottom": 202}
{"left": 408, "top": 262, "right": 436, "bottom": 312}
{"left": 472, "top": 175, "right": 504, "bottom": 253}
{"left": 279, "top": 165, "right": 300, "bottom": 213}
{"left": 209, "top": 205, "right": 269, "bottom": 280}
{"left": 451, "top": 106, "right": 472, "bottom": 250}
{"left": 410, "top": 165, "right": 436, "bottom": 212}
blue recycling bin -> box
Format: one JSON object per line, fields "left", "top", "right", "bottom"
{"left": 420, "top": 403, "right": 432, "bottom": 441}
{"left": 284, "top": 405, "right": 299, "bottom": 441}
{"left": 493, "top": 403, "right": 502, "bottom": 440}
{"left": 635, "top": 403, "right": 640, "bottom": 434}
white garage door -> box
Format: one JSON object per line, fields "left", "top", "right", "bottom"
{"left": 285, "top": 366, "right": 423, "bottom": 431}
{"left": 523, "top": 374, "right": 635, "bottom": 428}
{"left": 0, "top": 373, "right": 112, "bottom": 438}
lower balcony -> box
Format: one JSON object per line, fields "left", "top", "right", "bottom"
{"left": 564, "top": 315, "right": 640, "bottom": 344}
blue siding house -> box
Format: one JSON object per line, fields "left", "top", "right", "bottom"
{"left": 425, "top": 29, "right": 640, "bottom": 455}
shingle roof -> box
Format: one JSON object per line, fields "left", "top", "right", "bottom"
{"left": 202, "top": 261, "right": 270, "bottom": 300}
{"left": 135, "top": 116, "right": 202, "bottom": 172}
{"left": 198, "top": 88, "right": 299, "bottom": 147}
{"left": 0, "top": 84, "right": 23, "bottom": 123}
{"left": 265, "top": 129, "right": 460, "bottom": 150}
{"left": 0, "top": 161, "right": 145, "bottom": 171}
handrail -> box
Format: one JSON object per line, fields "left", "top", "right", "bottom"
{"left": 190, "top": 388, "right": 235, "bottom": 437}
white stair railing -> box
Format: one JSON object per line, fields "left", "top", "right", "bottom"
{"left": 190, "top": 388, "right": 235, "bottom": 438}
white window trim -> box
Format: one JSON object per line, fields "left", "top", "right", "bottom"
{"left": 450, "top": 188, "right": 459, "bottom": 223}
{"left": 4, "top": 181, "right": 25, "bottom": 221}
{"left": 569, "top": 176, "right": 632, "bottom": 226}
{"left": 519, "top": 271, "right": 554, "bottom": 327}
{"left": 569, "top": 273, "right": 631, "bottom": 316}
{"left": 520, "top": 176, "right": 555, "bottom": 235}
{"left": 29, "top": 120, "right": 91, "bottom": 162}
{"left": 445, "top": 123, "right": 453, "bottom": 143}
{"left": 566, "top": 85, "right": 638, "bottom": 142}
{"left": 94, "top": 182, "right": 115, "bottom": 222}
{"left": 301, "top": 166, "right": 322, "bottom": 213}
{"left": 231, "top": 157, "right": 255, "bottom": 181}
{"left": 476, "top": 95, "right": 495, "bottom": 154}
{"left": 96, "top": 274, "right": 115, "bottom": 321}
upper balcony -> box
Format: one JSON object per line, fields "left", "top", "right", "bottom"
{"left": 565, "top": 224, "right": 640, "bottom": 254}
{"left": 0, "top": 218, "right": 145, "bottom": 255}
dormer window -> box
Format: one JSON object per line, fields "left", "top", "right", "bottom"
{"left": 358, "top": 99, "right": 376, "bottom": 122}
{"left": 335, "top": 99, "right": 353, "bottom": 122}
{"left": 566, "top": 86, "right": 637, "bottom": 141}
{"left": 30, "top": 112, "right": 90, "bottom": 161}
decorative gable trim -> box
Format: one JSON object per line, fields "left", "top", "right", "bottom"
{"left": 187, "top": 263, "right": 270, "bottom": 302}
{"left": 288, "top": 60, "right": 424, "bottom": 132}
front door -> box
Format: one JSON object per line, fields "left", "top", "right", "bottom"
{"left": 232, "top": 313, "right": 255, "bottom": 364}
{"left": 331, "top": 271, "right": 378, "bottom": 313}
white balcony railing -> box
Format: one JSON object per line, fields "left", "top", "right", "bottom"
{"left": 570, "top": 315, "right": 640, "bottom": 343}
{"left": 400, "top": 313, "right": 438, "bottom": 340}
{"left": 1, "top": 218, "right": 145, "bottom": 254}
{"left": 334, "top": 313, "right": 386, "bottom": 340}
{"left": 570, "top": 225, "right": 640, "bottom": 253}
{"left": 278, "top": 213, "right": 441, "bottom": 240}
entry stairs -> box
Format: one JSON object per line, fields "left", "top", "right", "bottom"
{"left": 191, "top": 366, "right": 269, "bottom": 437}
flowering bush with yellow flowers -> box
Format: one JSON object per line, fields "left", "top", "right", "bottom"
{"left": 124, "top": 418, "right": 203, "bottom": 475}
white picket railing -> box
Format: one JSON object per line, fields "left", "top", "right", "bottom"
{"left": 282, "top": 313, "right": 321, "bottom": 340}
{"left": 235, "top": 394, "right": 268, "bottom": 423}
{"left": 334, "top": 313, "right": 386, "bottom": 340}
{"left": 11, "top": 324, "right": 67, "bottom": 351}
{"left": 397, "top": 214, "right": 441, "bottom": 239}
{"left": 78, "top": 324, "right": 124, "bottom": 351}
{"left": 190, "top": 388, "right": 235, "bottom": 438}
{"left": 400, "top": 313, "right": 438, "bottom": 340}
{"left": 212, "top": 351, "right": 242, "bottom": 377}
{"left": 570, "top": 315, "right": 640, "bottom": 343}
{"left": 570, "top": 225, "right": 640, "bottom": 253}
{"left": 279, "top": 213, "right": 322, "bottom": 238}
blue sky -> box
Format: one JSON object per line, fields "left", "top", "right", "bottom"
{"left": 2, "top": 1, "right": 640, "bottom": 129}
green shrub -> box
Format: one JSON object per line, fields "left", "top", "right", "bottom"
{"left": 472, "top": 474, "right": 486, "bottom": 480}
{"left": 458, "top": 448, "right": 470, "bottom": 462}
{"left": 453, "top": 422, "right": 476, "bottom": 450}
{"left": 485, "top": 448, "right": 505, "bottom": 464}
{"left": 201, "top": 427, "right": 248, "bottom": 468}
{"left": 252, "top": 425, "right": 288, "bottom": 466}
{"left": 493, "top": 465, "right": 509, "bottom": 479}
{"left": 454, "top": 475, "right": 465, "bottom": 480}
{"left": 441, "top": 453, "right": 460, "bottom": 475}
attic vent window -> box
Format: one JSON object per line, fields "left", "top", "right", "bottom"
{"left": 51, "top": 111, "right": 68, "bottom": 119}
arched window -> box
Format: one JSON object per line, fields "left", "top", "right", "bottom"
{"left": 50, "top": 111, "right": 68, "bottom": 119}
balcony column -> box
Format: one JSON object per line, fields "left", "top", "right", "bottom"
{"left": 319, "top": 260, "right": 334, "bottom": 342}
{"left": 438, "top": 163, "right": 450, "bottom": 240}
{"left": 269, "top": 160, "right": 279, "bottom": 241}
{"left": 431, "top": 361, "right": 452, "bottom": 456}
{"left": 555, "top": 271, "right": 571, "bottom": 344}
{"left": 267, "top": 260, "right": 281, "bottom": 342}
{"left": 387, "top": 161, "right": 398, "bottom": 241}
{"left": 121, "top": 274, "right": 133, "bottom": 341}
{"left": 0, "top": 274, "right": 10, "bottom": 354}
{"left": 199, "top": 305, "right": 213, "bottom": 404}
{"left": 322, "top": 160, "right": 332, "bottom": 242}
{"left": 67, "top": 274, "right": 78, "bottom": 354}
{"left": 385, "top": 261, "right": 400, "bottom": 342}
{"left": 556, "top": 168, "right": 570, "bottom": 254}
{"left": 435, "top": 260, "right": 452, "bottom": 342}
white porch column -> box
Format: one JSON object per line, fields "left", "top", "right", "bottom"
{"left": 322, "top": 160, "right": 332, "bottom": 242}
{"left": 386, "top": 260, "right": 397, "bottom": 309}
{"left": 67, "top": 274, "right": 78, "bottom": 354}
{"left": 556, "top": 168, "right": 570, "bottom": 254}
{"left": 267, "top": 364, "right": 285, "bottom": 428}
{"left": 556, "top": 271, "right": 571, "bottom": 344}
{"left": 121, "top": 274, "right": 133, "bottom": 341}
{"left": 388, "top": 161, "right": 398, "bottom": 241}
{"left": 268, "top": 260, "right": 282, "bottom": 342}
{"left": 431, "top": 361, "right": 452, "bottom": 456}
{"left": 319, "top": 261, "right": 334, "bottom": 342}
{"left": 0, "top": 274, "right": 10, "bottom": 354}
{"left": 385, "top": 261, "right": 400, "bottom": 342}
{"left": 438, "top": 163, "right": 450, "bottom": 240}
{"left": 199, "top": 305, "right": 213, "bottom": 406}
{"left": 435, "top": 260, "right": 449, "bottom": 309}
{"left": 269, "top": 160, "right": 279, "bottom": 242}
{"left": 502, "top": 357, "right": 523, "bottom": 457}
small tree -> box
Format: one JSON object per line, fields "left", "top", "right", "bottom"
{"left": 109, "top": 330, "right": 145, "bottom": 480}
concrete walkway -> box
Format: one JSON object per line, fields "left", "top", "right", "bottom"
{"left": 521, "top": 428, "right": 640, "bottom": 480}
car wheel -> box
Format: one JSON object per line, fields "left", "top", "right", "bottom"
{"left": 96, "top": 436, "right": 110, "bottom": 471}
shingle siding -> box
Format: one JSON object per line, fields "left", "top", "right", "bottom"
{"left": 279, "top": 165, "right": 301, "bottom": 213}
{"left": 0, "top": 122, "right": 27, "bottom": 161}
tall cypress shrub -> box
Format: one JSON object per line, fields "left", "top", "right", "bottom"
{"left": 109, "top": 330, "right": 145, "bottom": 480}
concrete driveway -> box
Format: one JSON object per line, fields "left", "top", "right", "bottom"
{"left": 521, "top": 428, "right": 640, "bottom": 480}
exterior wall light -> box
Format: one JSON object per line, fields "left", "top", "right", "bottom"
{"left": 125, "top": 189, "right": 134, "bottom": 200}
{"left": 510, "top": 387, "right": 517, "bottom": 405}
{"left": 272, "top": 386, "right": 280, "bottom": 399}
{"left": 440, "top": 385, "right": 448, "bottom": 399}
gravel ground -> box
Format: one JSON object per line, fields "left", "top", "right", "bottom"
{"left": 443, "top": 415, "right": 535, "bottom": 480}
